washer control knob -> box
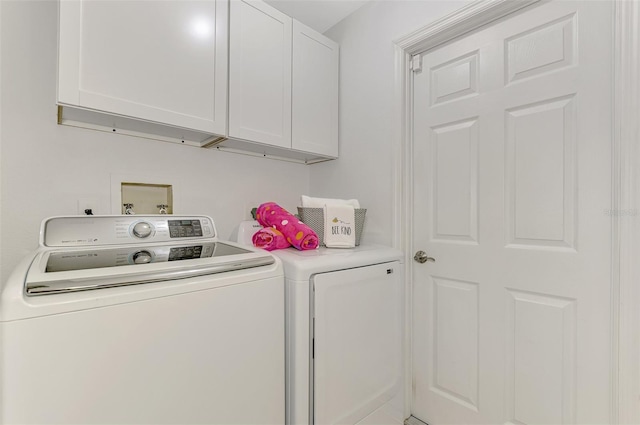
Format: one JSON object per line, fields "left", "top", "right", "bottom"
{"left": 132, "top": 222, "right": 153, "bottom": 238}
{"left": 132, "top": 250, "right": 152, "bottom": 264}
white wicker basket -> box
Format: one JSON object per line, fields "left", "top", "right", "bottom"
{"left": 297, "top": 207, "right": 366, "bottom": 246}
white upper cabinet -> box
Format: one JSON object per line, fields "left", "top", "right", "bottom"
{"left": 292, "top": 21, "right": 339, "bottom": 158}
{"left": 226, "top": 0, "right": 339, "bottom": 160}
{"left": 57, "top": 0, "right": 339, "bottom": 162}
{"left": 228, "top": 0, "right": 292, "bottom": 149}
{"left": 58, "top": 0, "right": 228, "bottom": 137}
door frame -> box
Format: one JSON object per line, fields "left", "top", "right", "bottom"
{"left": 391, "top": 1, "right": 640, "bottom": 423}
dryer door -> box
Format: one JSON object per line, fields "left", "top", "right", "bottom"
{"left": 312, "top": 261, "right": 402, "bottom": 424}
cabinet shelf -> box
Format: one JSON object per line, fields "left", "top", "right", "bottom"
{"left": 211, "top": 137, "right": 336, "bottom": 164}
{"left": 58, "top": 105, "right": 226, "bottom": 148}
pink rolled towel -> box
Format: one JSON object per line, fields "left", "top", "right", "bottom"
{"left": 256, "top": 202, "right": 319, "bottom": 251}
{"left": 252, "top": 227, "right": 291, "bottom": 251}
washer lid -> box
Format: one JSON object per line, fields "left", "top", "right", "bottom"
{"left": 25, "top": 241, "right": 274, "bottom": 296}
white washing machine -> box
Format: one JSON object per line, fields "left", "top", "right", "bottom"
{"left": 235, "top": 226, "right": 404, "bottom": 425}
{"left": 1, "top": 215, "right": 284, "bottom": 424}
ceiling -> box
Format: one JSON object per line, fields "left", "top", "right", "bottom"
{"left": 264, "top": 0, "right": 370, "bottom": 33}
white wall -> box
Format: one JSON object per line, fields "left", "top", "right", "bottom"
{"left": 312, "top": 0, "right": 472, "bottom": 246}
{"left": 0, "top": 0, "right": 3, "bottom": 283}
{"left": 0, "top": 0, "right": 310, "bottom": 283}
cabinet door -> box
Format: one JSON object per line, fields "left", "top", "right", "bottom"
{"left": 58, "top": 0, "right": 228, "bottom": 135}
{"left": 229, "top": 0, "right": 292, "bottom": 148}
{"left": 292, "top": 21, "right": 339, "bottom": 157}
{"left": 313, "top": 262, "right": 402, "bottom": 425}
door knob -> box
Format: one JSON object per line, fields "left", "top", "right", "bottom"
{"left": 414, "top": 250, "right": 435, "bottom": 264}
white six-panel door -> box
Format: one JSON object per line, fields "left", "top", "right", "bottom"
{"left": 411, "top": 1, "right": 613, "bottom": 424}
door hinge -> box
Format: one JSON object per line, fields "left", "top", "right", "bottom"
{"left": 410, "top": 54, "right": 422, "bottom": 72}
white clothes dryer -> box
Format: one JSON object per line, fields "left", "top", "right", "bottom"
{"left": 235, "top": 225, "right": 404, "bottom": 425}
{"left": 1, "top": 215, "right": 285, "bottom": 425}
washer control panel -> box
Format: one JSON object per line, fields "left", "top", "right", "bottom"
{"left": 132, "top": 222, "right": 154, "bottom": 239}
{"left": 168, "top": 219, "right": 203, "bottom": 238}
{"left": 42, "top": 215, "right": 216, "bottom": 247}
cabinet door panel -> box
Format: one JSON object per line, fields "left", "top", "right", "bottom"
{"left": 313, "top": 262, "right": 402, "bottom": 425}
{"left": 58, "top": 0, "right": 227, "bottom": 135}
{"left": 292, "top": 21, "right": 339, "bottom": 157}
{"left": 229, "top": 0, "right": 292, "bottom": 148}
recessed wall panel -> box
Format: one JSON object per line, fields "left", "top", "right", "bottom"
{"left": 430, "top": 51, "right": 479, "bottom": 105}
{"left": 505, "top": 15, "right": 576, "bottom": 84}
{"left": 505, "top": 290, "right": 576, "bottom": 425}
{"left": 431, "top": 277, "right": 479, "bottom": 410}
{"left": 505, "top": 96, "right": 576, "bottom": 249}
{"left": 431, "top": 119, "right": 479, "bottom": 244}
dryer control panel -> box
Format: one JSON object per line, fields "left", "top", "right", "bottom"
{"left": 41, "top": 215, "right": 216, "bottom": 247}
